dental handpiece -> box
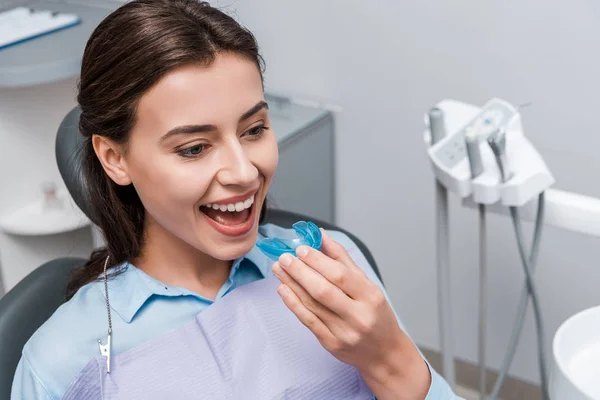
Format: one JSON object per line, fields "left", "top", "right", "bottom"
{"left": 487, "top": 128, "right": 513, "bottom": 183}
{"left": 465, "top": 127, "right": 484, "bottom": 178}
{"left": 428, "top": 107, "right": 446, "bottom": 145}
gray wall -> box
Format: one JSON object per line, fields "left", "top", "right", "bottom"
{"left": 228, "top": 0, "right": 600, "bottom": 385}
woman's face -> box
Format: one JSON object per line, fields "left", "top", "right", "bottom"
{"left": 107, "top": 53, "right": 278, "bottom": 261}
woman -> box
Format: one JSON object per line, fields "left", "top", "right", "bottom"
{"left": 11, "top": 1, "right": 459, "bottom": 399}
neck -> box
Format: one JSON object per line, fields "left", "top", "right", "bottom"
{"left": 133, "top": 214, "right": 231, "bottom": 300}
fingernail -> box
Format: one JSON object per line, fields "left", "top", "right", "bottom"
{"left": 272, "top": 262, "right": 282, "bottom": 276}
{"left": 320, "top": 228, "right": 329, "bottom": 238}
{"left": 296, "top": 246, "right": 309, "bottom": 258}
{"left": 279, "top": 253, "right": 293, "bottom": 267}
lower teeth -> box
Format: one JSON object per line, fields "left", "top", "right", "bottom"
{"left": 202, "top": 207, "right": 250, "bottom": 226}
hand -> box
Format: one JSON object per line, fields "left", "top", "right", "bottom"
{"left": 271, "top": 228, "right": 431, "bottom": 400}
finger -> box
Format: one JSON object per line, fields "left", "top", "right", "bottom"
{"left": 278, "top": 253, "right": 353, "bottom": 318}
{"left": 276, "top": 283, "right": 337, "bottom": 346}
{"left": 272, "top": 261, "right": 342, "bottom": 324}
{"left": 295, "top": 244, "right": 365, "bottom": 299}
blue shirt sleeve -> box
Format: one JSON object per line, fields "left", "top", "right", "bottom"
{"left": 327, "top": 230, "right": 462, "bottom": 400}
{"left": 425, "top": 361, "right": 463, "bottom": 399}
{"left": 11, "top": 356, "right": 54, "bottom": 400}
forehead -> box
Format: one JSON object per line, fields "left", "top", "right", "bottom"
{"left": 135, "top": 53, "right": 264, "bottom": 131}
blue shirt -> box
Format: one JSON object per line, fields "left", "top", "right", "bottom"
{"left": 11, "top": 224, "right": 459, "bottom": 399}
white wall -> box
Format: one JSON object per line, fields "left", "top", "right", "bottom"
{"left": 0, "top": 79, "right": 77, "bottom": 212}
{"left": 0, "top": 78, "right": 93, "bottom": 291}
{"left": 228, "top": 0, "right": 600, "bottom": 385}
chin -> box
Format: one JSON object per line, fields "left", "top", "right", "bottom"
{"left": 209, "top": 230, "right": 259, "bottom": 261}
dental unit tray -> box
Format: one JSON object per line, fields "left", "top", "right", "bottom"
{"left": 0, "top": 7, "right": 81, "bottom": 51}
{"left": 424, "top": 98, "right": 555, "bottom": 207}
{"left": 257, "top": 221, "right": 322, "bottom": 261}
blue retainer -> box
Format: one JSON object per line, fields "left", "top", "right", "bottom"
{"left": 256, "top": 221, "right": 323, "bottom": 261}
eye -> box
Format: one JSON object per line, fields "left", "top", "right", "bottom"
{"left": 243, "top": 124, "right": 269, "bottom": 139}
{"left": 178, "top": 143, "right": 207, "bottom": 158}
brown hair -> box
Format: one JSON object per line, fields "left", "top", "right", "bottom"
{"left": 67, "top": 0, "right": 267, "bottom": 300}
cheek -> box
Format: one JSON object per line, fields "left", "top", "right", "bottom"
{"left": 252, "top": 137, "right": 279, "bottom": 183}
{"left": 128, "top": 154, "right": 213, "bottom": 215}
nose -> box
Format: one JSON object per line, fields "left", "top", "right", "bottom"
{"left": 216, "top": 139, "right": 259, "bottom": 187}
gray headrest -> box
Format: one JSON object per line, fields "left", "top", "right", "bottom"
{"left": 55, "top": 106, "right": 97, "bottom": 225}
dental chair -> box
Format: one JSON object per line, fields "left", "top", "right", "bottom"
{"left": 0, "top": 106, "right": 381, "bottom": 400}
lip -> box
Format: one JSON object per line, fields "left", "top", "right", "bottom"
{"left": 201, "top": 199, "right": 258, "bottom": 238}
{"left": 205, "top": 188, "right": 259, "bottom": 206}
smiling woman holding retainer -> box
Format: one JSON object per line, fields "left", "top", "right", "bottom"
{"left": 10, "top": 1, "right": 459, "bottom": 399}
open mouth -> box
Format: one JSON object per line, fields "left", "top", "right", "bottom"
{"left": 199, "top": 194, "right": 256, "bottom": 236}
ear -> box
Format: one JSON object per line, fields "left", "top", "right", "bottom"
{"left": 92, "top": 135, "right": 132, "bottom": 186}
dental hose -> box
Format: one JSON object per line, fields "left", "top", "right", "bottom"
{"left": 436, "top": 179, "right": 456, "bottom": 389}
{"left": 465, "top": 129, "right": 488, "bottom": 400}
{"left": 430, "top": 107, "right": 457, "bottom": 389}
{"left": 486, "top": 128, "right": 550, "bottom": 400}
{"left": 488, "top": 192, "right": 546, "bottom": 399}
{"left": 513, "top": 200, "right": 550, "bottom": 400}
{"left": 478, "top": 203, "right": 487, "bottom": 400}
{"left": 488, "top": 195, "right": 550, "bottom": 400}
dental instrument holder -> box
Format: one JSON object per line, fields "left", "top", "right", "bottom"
{"left": 423, "top": 98, "right": 554, "bottom": 398}
{"left": 424, "top": 98, "right": 555, "bottom": 207}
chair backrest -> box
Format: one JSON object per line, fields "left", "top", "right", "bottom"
{"left": 55, "top": 106, "right": 96, "bottom": 224}
{"left": 0, "top": 257, "right": 86, "bottom": 400}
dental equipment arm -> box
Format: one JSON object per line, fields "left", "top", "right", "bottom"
{"left": 429, "top": 107, "right": 457, "bottom": 390}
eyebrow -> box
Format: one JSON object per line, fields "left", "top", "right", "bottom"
{"left": 159, "top": 100, "right": 269, "bottom": 143}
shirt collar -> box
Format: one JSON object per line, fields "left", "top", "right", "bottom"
{"left": 233, "top": 234, "right": 273, "bottom": 279}
{"left": 100, "top": 232, "right": 274, "bottom": 324}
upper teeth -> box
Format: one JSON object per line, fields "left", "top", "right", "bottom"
{"left": 203, "top": 195, "right": 255, "bottom": 212}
